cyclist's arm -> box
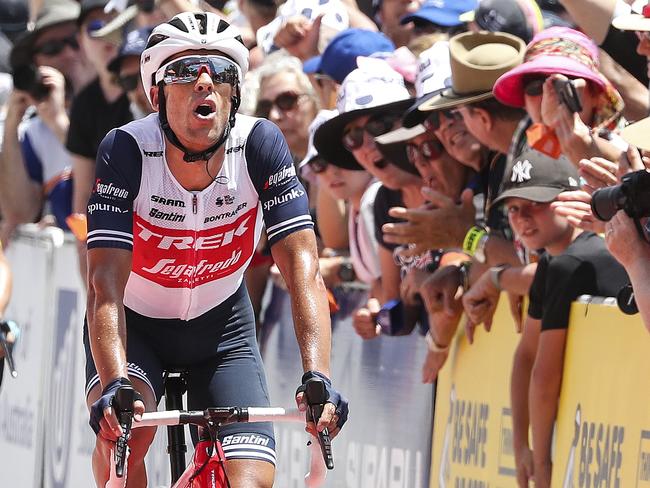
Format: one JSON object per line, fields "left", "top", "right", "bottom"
{"left": 86, "top": 248, "right": 132, "bottom": 386}
{"left": 271, "top": 229, "right": 331, "bottom": 376}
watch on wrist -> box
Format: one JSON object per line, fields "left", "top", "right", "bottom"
{"left": 337, "top": 260, "right": 356, "bottom": 283}
{"left": 489, "top": 264, "right": 510, "bottom": 291}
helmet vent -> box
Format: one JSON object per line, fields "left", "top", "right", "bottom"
{"left": 168, "top": 17, "right": 189, "bottom": 33}
{"left": 194, "top": 13, "right": 208, "bottom": 34}
{"left": 145, "top": 33, "right": 169, "bottom": 49}
{"left": 216, "top": 19, "right": 229, "bottom": 33}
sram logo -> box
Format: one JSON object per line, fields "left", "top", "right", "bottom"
{"left": 136, "top": 217, "right": 250, "bottom": 250}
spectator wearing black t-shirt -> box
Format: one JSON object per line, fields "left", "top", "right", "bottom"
{"left": 496, "top": 149, "right": 628, "bottom": 488}
{"left": 65, "top": 0, "right": 132, "bottom": 281}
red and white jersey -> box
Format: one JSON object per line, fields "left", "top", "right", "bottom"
{"left": 87, "top": 113, "right": 312, "bottom": 320}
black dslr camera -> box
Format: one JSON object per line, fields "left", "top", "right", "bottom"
{"left": 12, "top": 64, "right": 50, "bottom": 101}
{"left": 553, "top": 78, "right": 582, "bottom": 114}
{"left": 591, "top": 169, "right": 650, "bottom": 221}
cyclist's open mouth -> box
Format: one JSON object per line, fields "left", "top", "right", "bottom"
{"left": 193, "top": 101, "right": 216, "bottom": 119}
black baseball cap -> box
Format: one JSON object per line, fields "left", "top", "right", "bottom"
{"left": 492, "top": 147, "right": 579, "bottom": 206}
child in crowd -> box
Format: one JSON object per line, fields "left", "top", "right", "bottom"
{"left": 493, "top": 148, "right": 628, "bottom": 488}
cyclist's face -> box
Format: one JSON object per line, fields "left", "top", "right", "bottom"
{"left": 153, "top": 50, "right": 235, "bottom": 153}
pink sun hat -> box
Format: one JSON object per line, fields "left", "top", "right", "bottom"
{"left": 492, "top": 27, "right": 607, "bottom": 108}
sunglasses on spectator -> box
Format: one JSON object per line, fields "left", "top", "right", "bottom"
{"left": 423, "top": 108, "right": 462, "bottom": 131}
{"left": 155, "top": 55, "right": 239, "bottom": 87}
{"left": 86, "top": 19, "right": 108, "bottom": 36}
{"left": 255, "top": 92, "right": 304, "bottom": 119}
{"left": 33, "top": 35, "right": 79, "bottom": 57}
{"left": 118, "top": 73, "right": 140, "bottom": 92}
{"left": 342, "top": 114, "right": 401, "bottom": 151}
{"left": 307, "top": 156, "right": 329, "bottom": 174}
{"left": 406, "top": 139, "right": 443, "bottom": 164}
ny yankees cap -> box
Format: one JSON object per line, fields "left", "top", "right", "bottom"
{"left": 492, "top": 147, "right": 579, "bottom": 206}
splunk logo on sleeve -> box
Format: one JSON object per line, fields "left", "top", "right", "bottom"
{"left": 263, "top": 165, "right": 296, "bottom": 190}
{"left": 87, "top": 203, "right": 128, "bottom": 215}
{"left": 93, "top": 178, "right": 129, "bottom": 200}
{"left": 132, "top": 206, "right": 258, "bottom": 287}
{"left": 263, "top": 188, "right": 304, "bottom": 211}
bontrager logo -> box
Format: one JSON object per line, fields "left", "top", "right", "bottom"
{"left": 136, "top": 216, "right": 250, "bottom": 250}
{"left": 263, "top": 188, "right": 304, "bottom": 211}
{"left": 149, "top": 208, "right": 185, "bottom": 223}
{"left": 151, "top": 195, "right": 185, "bottom": 207}
{"left": 93, "top": 178, "right": 129, "bottom": 199}
{"left": 511, "top": 159, "right": 532, "bottom": 183}
{"left": 264, "top": 165, "right": 296, "bottom": 189}
{"left": 204, "top": 202, "right": 247, "bottom": 223}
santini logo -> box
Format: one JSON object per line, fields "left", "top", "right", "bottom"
{"left": 511, "top": 159, "right": 532, "bottom": 183}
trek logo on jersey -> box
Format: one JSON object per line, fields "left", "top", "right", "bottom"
{"left": 149, "top": 208, "right": 185, "bottom": 222}
{"left": 264, "top": 165, "right": 296, "bottom": 190}
{"left": 151, "top": 195, "right": 185, "bottom": 207}
{"left": 263, "top": 188, "right": 304, "bottom": 211}
{"left": 137, "top": 217, "right": 249, "bottom": 249}
{"left": 225, "top": 143, "right": 244, "bottom": 155}
{"left": 143, "top": 150, "right": 163, "bottom": 157}
{"left": 93, "top": 178, "right": 129, "bottom": 200}
{"left": 132, "top": 207, "right": 258, "bottom": 287}
{"left": 88, "top": 203, "right": 128, "bottom": 215}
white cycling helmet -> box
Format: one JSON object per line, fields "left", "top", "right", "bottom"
{"left": 141, "top": 11, "right": 249, "bottom": 107}
{"left": 141, "top": 12, "right": 250, "bottom": 163}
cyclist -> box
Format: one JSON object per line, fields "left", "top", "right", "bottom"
{"left": 84, "top": 12, "right": 348, "bottom": 487}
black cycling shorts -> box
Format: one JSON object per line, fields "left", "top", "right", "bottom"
{"left": 83, "top": 282, "right": 276, "bottom": 465}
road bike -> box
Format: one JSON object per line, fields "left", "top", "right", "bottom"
{"left": 105, "top": 374, "right": 333, "bottom": 488}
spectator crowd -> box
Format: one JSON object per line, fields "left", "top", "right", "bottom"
{"left": 3, "top": 0, "right": 650, "bottom": 486}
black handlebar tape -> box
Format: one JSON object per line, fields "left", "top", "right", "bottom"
{"left": 113, "top": 386, "right": 135, "bottom": 478}
{"left": 304, "top": 380, "right": 334, "bottom": 470}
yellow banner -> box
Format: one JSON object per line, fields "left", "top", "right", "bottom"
{"left": 551, "top": 300, "right": 650, "bottom": 487}
{"left": 430, "top": 299, "right": 521, "bottom": 487}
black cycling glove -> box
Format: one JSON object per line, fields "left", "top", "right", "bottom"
{"left": 89, "top": 377, "right": 143, "bottom": 435}
{"left": 296, "top": 370, "right": 349, "bottom": 429}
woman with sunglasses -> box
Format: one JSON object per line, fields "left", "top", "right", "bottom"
{"left": 84, "top": 12, "right": 347, "bottom": 488}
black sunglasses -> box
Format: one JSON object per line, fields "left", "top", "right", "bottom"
{"left": 342, "top": 113, "right": 400, "bottom": 151}
{"left": 118, "top": 73, "right": 140, "bottom": 92}
{"left": 255, "top": 92, "right": 304, "bottom": 119}
{"left": 33, "top": 35, "right": 79, "bottom": 57}
{"left": 307, "top": 156, "right": 329, "bottom": 174}
{"left": 406, "top": 139, "right": 443, "bottom": 164}
{"left": 423, "top": 108, "right": 462, "bottom": 131}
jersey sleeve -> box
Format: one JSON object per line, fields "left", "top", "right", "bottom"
{"left": 245, "top": 119, "right": 313, "bottom": 247}
{"left": 86, "top": 128, "right": 142, "bottom": 251}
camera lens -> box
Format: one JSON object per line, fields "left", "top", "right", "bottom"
{"left": 591, "top": 185, "right": 627, "bottom": 221}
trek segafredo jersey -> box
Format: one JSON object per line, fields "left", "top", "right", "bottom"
{"left": 86, "top": 113, "right": 312, "bottom": 320}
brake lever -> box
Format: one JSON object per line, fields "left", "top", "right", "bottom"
{"left": 304, "top": 380, "right": 334, "bottom": 470}
{"left": 112, "top": 386, "right": 135, "bottom": 478}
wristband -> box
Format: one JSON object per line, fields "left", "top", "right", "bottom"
{"left": 425, "top": 331, "right": 450, "bottom": 353}
{"left": 490, "top": 264, "right": 511, "bottom": 291}
{"left": 463, "top": 226, "right": 488, "bottom": 257}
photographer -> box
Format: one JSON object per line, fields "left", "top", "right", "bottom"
{"left": 0, "top": 0, "right": 93, "bottom": 245}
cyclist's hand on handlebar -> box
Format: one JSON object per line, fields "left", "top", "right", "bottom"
{"left": 295, "top": 371, "right": 349, "bottom": 439}
{"left": 89, "top": 377, "right": 144, "bottom": 441}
